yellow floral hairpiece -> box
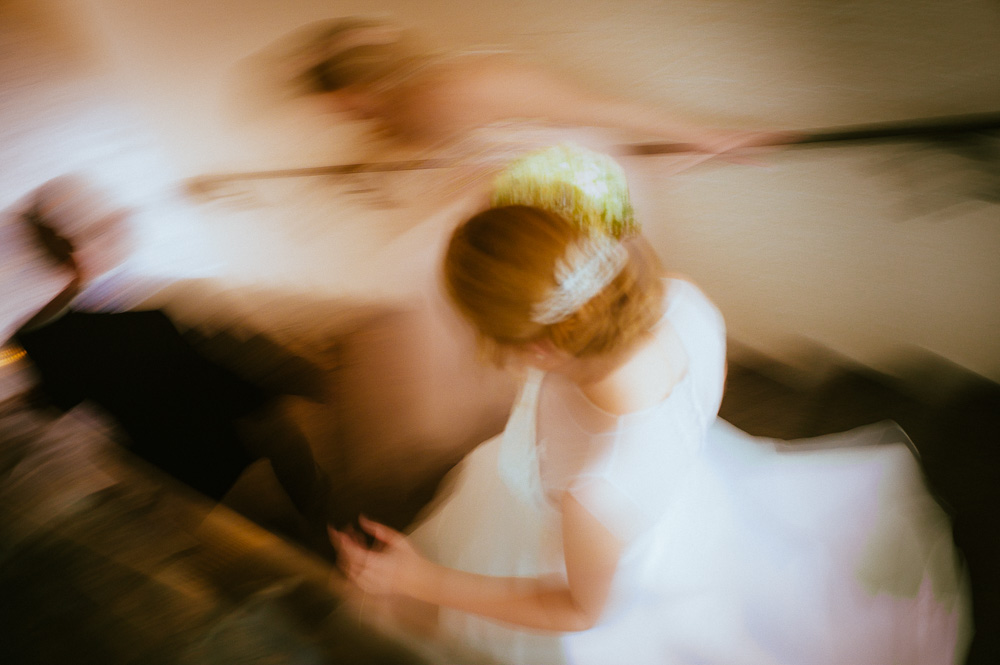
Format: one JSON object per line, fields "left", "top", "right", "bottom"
{"left": 490, "top": 143, "right": 637, "bottom": 238}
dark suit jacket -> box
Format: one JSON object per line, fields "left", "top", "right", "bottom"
{"left": 17, "top": 309, "right": 266, "bottom": 499}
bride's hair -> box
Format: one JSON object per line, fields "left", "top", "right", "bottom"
{"left": 291, "top": 16, "right": 429, "bottom": 94}
{"left": 444, "top": 205, "right": 664, "bottom": 361}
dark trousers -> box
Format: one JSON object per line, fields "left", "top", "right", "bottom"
{"left": 17, "top": 309, "right": 312, "bottom": 503}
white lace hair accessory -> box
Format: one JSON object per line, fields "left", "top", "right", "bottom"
{"left": 531, "top": 234, "right": 628, "bottom": 325}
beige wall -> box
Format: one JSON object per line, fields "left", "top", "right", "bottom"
{"left": 15, "top": 0, "right": 1000, "bottom": 380}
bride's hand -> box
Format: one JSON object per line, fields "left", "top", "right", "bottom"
{"left": 329, "top": 516, "right": 430, "bottom": 597}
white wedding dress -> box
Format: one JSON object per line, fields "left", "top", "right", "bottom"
{"left": 409, "top": 278, "right": 971, "bottom": 665}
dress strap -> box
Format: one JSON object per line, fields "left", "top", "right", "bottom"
{"left": 497, "top": 369, "right": 546, "bottom": 506}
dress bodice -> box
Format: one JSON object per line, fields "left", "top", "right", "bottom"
{"left": 529, "top": 278, "right": 727, "bottom": 543}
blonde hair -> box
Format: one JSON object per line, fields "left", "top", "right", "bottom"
{"left": 444, "top": 206, "right": 664, "bottom": 362}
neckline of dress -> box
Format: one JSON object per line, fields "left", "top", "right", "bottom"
{"left": 548, "top": 278, "right": 692, "bottom": 427}
{"left": 567, "top": 363, "right": 691, "bottom": 425}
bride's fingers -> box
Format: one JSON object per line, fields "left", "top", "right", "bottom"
{"left": 328, "top": 529, "right": 352, "bottom": 564}
{"left": 358, "top": 515, "right": 403, "bottom": 546}
{"left": 329, "top": 527, "right": 357, "bottom": 555}
{"left": 344, "top": 524, "right": 362, "bottom": 545}
{"left": 330, "top": 529, "right": 368, "bottom": 577}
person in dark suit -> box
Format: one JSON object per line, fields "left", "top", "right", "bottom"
{"left": 14, "top": 189, "right": 332, "bottom": 543}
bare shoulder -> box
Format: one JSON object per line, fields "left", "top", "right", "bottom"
{"left": 408, "top": 53, "right": 531, "bottom": 126}
{"left": 432, "top": 53, "right": 555, "bottom": 101}
{"left": 419, "top": 52, "right": 604, "bottom": 130}
{"left": 443, "top": 52, "right": 530, "bottom": 81}
{"left": 665, "top": 273, "right": 711, "bottom": 302}
{"left": 663, "top": 274, "right": 724, "bottom": 324}
{"left": 421, "top": 54, "right": 502, "bottom": 97}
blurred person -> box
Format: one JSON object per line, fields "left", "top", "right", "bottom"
{"left": 276, "top": 16, "right": 780, "bottom": 155}
{"left": 330, "top": 148, "right": 970, "bottom": 664}
{"left": 10, "top": 176, "right": 334, "bottom": 549}
{"left": 226, "top": 16, "right": 792, "bottom": 244}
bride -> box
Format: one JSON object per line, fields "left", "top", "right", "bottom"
{"left": 330, "top": 147, "right": 970, "bottom": 664}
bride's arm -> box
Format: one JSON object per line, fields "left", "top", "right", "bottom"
{"left": 331, "top": 494, "right": 624, "bottom": 632}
